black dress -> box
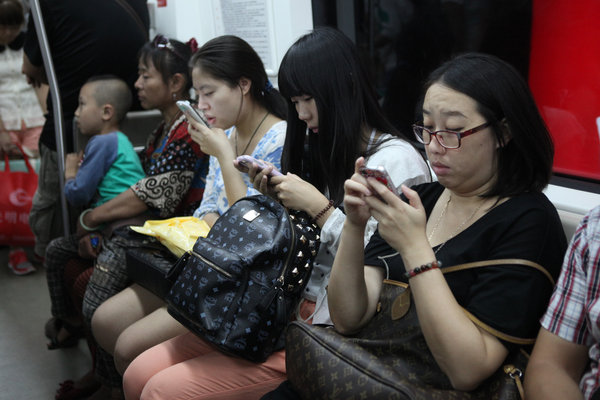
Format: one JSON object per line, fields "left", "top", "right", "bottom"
{"left": 364, "top": 182, "right": 568, "bottom": 347}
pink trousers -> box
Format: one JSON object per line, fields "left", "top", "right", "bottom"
{"left": 123, "top": 300, "right": 315, "bottom": 400}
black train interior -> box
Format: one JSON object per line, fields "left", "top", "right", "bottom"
{"left": 312, "top": 0, "right": 532, "bottom": 138}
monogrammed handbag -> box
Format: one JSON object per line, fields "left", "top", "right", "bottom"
{"left": 286, "top": 259, "right": 555, "bottom": 400}
{"left": 166, "top": 195, "right": 321, "bottom": 362}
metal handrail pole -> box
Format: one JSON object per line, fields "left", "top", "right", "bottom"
{"left": 29, "top": 0, "right": 70, "bottom": 236}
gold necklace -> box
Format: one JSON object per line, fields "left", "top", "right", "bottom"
{"left": 428, "top": 193, "right": 485, "bottom": 254}
{"left": 235, "top": 111, "right": 269, "bottom": 156}
{"left": 427, "top": 194, "right": 450, "bottom": 243}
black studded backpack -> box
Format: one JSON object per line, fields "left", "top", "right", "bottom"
{"left": 165, "top": 194, "right": 321, "bottom": 363}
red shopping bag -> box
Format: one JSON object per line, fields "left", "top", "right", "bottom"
{"left": 0, "top": 145, "right": 38, "bottom": 246}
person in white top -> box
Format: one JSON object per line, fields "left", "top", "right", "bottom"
{"left": 252, "top": 27, "right": 432, "bottom": 326}
{"left": 0, "top": 0, "right": 45, "bottom": 275}
{"left": 0, "top": 0, "right": 45, "bottom": 158}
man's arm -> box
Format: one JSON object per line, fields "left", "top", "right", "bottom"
{"left": 22, "top": 52, "right": 47, "bottom": 87}
{"left": 0, "top": 129, "right": 18, "bottom": 157}
{"left": 525, "top": 327, "right": 589, "bottom": 400}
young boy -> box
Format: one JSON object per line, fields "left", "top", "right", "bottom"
{"left": 43, "top": 75, "right": 144, "bottom": 349}
{"left": 64, "top": 75, "right": 145, "bottom": 210}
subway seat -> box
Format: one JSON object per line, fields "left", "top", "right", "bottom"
{"left": 74, "top": 109, "right": 162, "bottom": 152}
{"left": 121, "top": 109, "right": 163, "bottom": 149}
{"left": 544, "top": 184, "right": 600, "bottom": 241}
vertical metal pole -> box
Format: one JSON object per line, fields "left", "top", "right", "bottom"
{"left": 29, "top": 0, "right": 70, "bottom": 236}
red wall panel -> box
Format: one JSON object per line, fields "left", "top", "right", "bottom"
{"left": 529, "top": 0, "right": 600, "bottom": 180}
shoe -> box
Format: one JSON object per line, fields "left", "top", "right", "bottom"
{"left": 8, "top": 248, "right": 36, "bottom": 275}
{"left": 45, "top": 317, "right": 61, "bottom": 341}
{"left": 32, "top": 252, "right": 45, "bottom": 267}
{"left": 55, "top": 379, "right": 101, "bottom": 400}
{"left": 47, "top": 319, "right": 84, "bottom": 350}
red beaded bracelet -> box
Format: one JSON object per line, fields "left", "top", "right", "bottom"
{"left": 404, "top": 260, "right": 442, "bottom": 279}
{"left": 314, "top": 200, "right": 334, "bottom": 223}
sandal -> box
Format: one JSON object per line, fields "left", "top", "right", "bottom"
{"left": 55, "top": 379, "right": 101, "bottom": 400}
{"left": 47, "top": 320, "right": 84, "bottom": 350}
{"left": 44, "top": 317, "right": 61, "bottom": 340}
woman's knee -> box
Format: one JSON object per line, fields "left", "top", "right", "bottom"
{"left": 122, "top": 353, "right": 151, "bottom": 400}
{"left": 114, "top": 330, "right": 142, "bottom": 375}
{"left": 91, "top": 301, "right": 120, "bottom": 354}
{"left": 82, "top": 261, "right": 127, "bottom": 325}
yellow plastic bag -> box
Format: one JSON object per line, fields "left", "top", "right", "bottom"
{"left": 130, "top": 216, "right": 210, "bottom": 258}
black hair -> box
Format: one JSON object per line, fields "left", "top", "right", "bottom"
{"left": 189, "top": 35, "right": 287, "bottom": 120}
{"left": 421, "top": 52, "right": 554, "bottom": 196}
{"left": 138, "top": 35, "right": 193, "bottom": 95}
{"left": 85, "top": 75, "right": 132, "bottom": 123}
{"left": 0, "top": 0, "right": 23, "bottom": 26}
{"left": 278, "top": 27, "right": 414, "bottom": 205}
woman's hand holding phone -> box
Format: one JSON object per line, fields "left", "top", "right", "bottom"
{"left": 234, "top": 155, "right": 282, "bottom": 177}
{"left": 240, "top": 156, "right": 280, "bottom": 199}
{"left": 179, "top": 101, "right": 230, "bottom": 158}
{"left": 369, "top": 182, "right": 428, "bottom": 257}
{"left": 359, "top": 165, "right": 400, "bottom": 197}
{"left": 77, "top": 233, "right": 103, "bottom": 259}
{"left": 343, "top": 157, "right": 376, "bottom": 227}
{"left": 176, "top": 100, "right": 210, "bottom": 127}
{"left": 271, "top": 173, "right": 326, "bottom": 214}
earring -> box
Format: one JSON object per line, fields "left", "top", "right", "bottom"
{"left": 172, "top": 93, "right": 177, "bottom": 100}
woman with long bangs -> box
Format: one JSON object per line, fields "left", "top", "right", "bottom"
{"left": 253, "top": 26, "right": 431, "bottom": 326}
{"left": 277, "top": 27, "right": 411, "bottom": 206}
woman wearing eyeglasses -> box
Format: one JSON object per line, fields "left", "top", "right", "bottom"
{"left": 322, "top": 53, "right": 569, "bottom": 396}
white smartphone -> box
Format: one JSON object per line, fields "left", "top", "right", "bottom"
{"left": 235, "top": 155, "right": 282, "bottom": 177}
{"left": 359, "top": 166, "right": 400, "bottom": 196}
{"left": 176, "top": 100, "right": 210, "bottom": 127}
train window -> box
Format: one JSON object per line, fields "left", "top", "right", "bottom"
{"left": 316, "top": 0, "right": 600, "bottom": 189}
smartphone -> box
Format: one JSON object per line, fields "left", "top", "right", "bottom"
{"left": 176, "top": 100, "right": 210, "bottom": 127}
{"left": 359, "top": 166, "right": 400, "bottom": 196}
{"left": 235, "top": 155, "right": 282, "bottom": 177}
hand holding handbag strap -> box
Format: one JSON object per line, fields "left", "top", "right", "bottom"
{"left": 113, "top": 0, "right": 148, "bottom": 41}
